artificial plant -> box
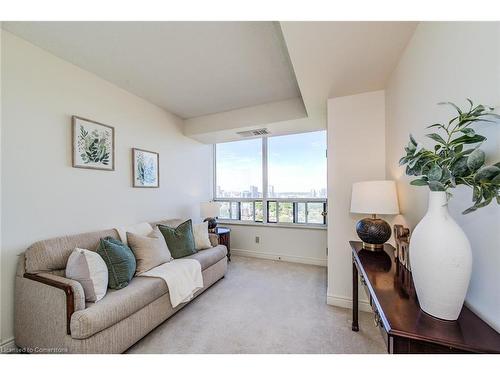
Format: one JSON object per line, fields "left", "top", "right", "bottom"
{"left": 399, "top": 99, "right": 500, "bottom": 214}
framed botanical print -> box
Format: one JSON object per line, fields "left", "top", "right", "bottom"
{"left": 72, "top": 116, "right": 115, "bottom": 171}
{"left": 132, "top": 148, "right": 159, "bottom": 188}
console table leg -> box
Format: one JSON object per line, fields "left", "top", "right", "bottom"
{"left": 352, "top": 259, "right": 359, "bottom": 332}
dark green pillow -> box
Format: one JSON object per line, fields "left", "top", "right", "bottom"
{"left": 158, "top": 220, "right": 196, "bottom": 259}
{"left": 97, "top": 236, "right": 136, "bottom": 290}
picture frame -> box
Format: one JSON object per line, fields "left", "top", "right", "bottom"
{"left": 132, "top": 148, "right": 160, "bottom": 188}
{"left": 72, "top": 116, "right": 115, "bottom": 171}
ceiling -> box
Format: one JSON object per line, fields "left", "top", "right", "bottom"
{"left": 186, "top": 21, "right": 418, "bottom": 143}
{"left": 281, "top": 21, "right": 418, "bottom": 122}
{"left": 2, "top": 21, "right": 301, "bottom": 119}
{"left": 2, "top": 21, "right": 418, "bottom": 142}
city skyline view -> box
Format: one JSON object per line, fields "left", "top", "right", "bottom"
{"left": 216, "top": 184, "right": 327, "bottom": 199}
{"left": 215, "top": 130, "right": 327, "bottom": 199}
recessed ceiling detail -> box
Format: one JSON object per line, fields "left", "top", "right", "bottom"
{"left": 3, "top": 21, "right": 301, "bottom": 119}
{"left": 281, "top": 21, "right": 418, "bottom": 121}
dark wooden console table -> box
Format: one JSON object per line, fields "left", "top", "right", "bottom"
{"left": 351, "top": 241, "right": 500, "bottom": 353}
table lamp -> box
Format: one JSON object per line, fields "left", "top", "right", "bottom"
{"left": 350, "top": 181, "right": 399, "bottom": 251}
{"left": 200, "top": 201, "right": 221, "bottom": 232}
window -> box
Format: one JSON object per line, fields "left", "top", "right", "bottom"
{"left": 268, "top": 132, "right": 327, "bottom": 198}
{"left": 297, "top": 202, "right": 306, "bottom": 223}
{"left": 254, "top": 201, "right": 263, "bottom": 222}
{"left": 214, "top": 131, "right": 327, "bottom": 226}
{"left": 307, "top": 202, "right": 325, "bottom": 224}
{"left": 215, "top": 138, "right": 262, "bottom": 198}
{"left": 240, "top": 202, "right": 254, "bottom": 221}
{"left": 268, "top": 201, "right": 277, "bottom": 223}
{"left": 230, "top": 202, "right": 240, "bottom": 220}
{"left": 219, "top": 202, "right": 230, "bottom": 219}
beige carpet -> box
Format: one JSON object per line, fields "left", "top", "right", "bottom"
{"left": 127, "top": 256, "right": 386, "bottom": 354}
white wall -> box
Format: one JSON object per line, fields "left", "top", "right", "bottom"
{"left": 0, "top": 23, "right": 3, "bottom": 347}
{"left": 0, "top": 31, "right": 212, "bottom": 345}
{"left": 326, "top": 90, "right": 387, "bottom": 310}
{"left": 224, "top": 224, "right": 327, "bottom": 266}
{"left": 386, "top": 22, "right": 500, "bottom": 331}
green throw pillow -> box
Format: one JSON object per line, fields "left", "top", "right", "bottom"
{"left": 158, "top": 220, "right": 197, "bottom": 259}
{"left": 97, "top": 237, "right": 136, "bottom": 290}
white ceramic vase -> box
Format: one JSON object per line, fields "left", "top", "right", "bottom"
{"left": 409, "top": 191, "right": 472, "bottom": 320}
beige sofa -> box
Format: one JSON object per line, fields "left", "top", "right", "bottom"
{"left": 14, "top": 219, "right": 228, "bottom": 353}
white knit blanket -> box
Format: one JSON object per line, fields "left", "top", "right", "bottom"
{"left": 139, "top": 259, "right": 203, "bottom": 308}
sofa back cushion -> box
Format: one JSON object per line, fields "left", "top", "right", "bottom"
{"left": 23, "top": 218, "right": 182, "bottom": 274}
{"left": 24, "top": 229, "right": 119, "bottom": 273}
{"left": 150, "top": 218, "right": 185, "bottom": 229}
{"left": 116, "top": 222, "right": 153, "bottom": 246}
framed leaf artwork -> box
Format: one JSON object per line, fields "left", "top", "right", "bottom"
{"left": 132, "top": 148, "right": 159, "bottom": 188}
{"left": 72, "top": 116, "right": 115, "bottom": 171}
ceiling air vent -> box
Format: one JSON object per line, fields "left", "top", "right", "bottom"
{"left": 236, "top": 128, "right": 270, "bottom": 137}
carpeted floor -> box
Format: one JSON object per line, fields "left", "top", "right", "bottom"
{"left": 126, "top": 256, "right": 386, "bottom": 354}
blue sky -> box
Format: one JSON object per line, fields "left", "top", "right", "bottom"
{"left": 216, "top": 130, "right": 326, "bottom": 194}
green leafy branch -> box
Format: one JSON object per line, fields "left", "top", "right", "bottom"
{"left": 399, "top": 99, "right": 500, "bottom": 214}
{"left": 78, "top": 125, "right": 110, "bottom": 165}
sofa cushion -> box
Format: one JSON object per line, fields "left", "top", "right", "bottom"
{"left": 97, "top": 237, "right": 136, "bottom": 290}
{"left": 25, "top": 229, "right": 119, "bottom": 273}
{"left": 70, "top": 276, "right": 168, "bottom": 339}
{"left": 185, "top": 245, "right": 227, "bottom": 271}
{"left": 150, "top": 218, "right": 185, "bottom": 229}
{"left": 158, "top": 220, "right": 196, "bottom": 259}
{"left": 116, "top": 222, "right": 153, "bottom": 246}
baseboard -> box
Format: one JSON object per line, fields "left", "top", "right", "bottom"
{"left": 0, "top": 337, "right": 16, "bottom": 353}
{"left": 231, "top": 248, "right": 327, "bottom": 267}
{"left": 327, "top": 294, "right": 372, "bottom": 313}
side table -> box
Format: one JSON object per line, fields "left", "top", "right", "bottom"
{"left": 215, "top": 227, "right": 231, "bottom": 261}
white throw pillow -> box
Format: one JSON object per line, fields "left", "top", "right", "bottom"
{"left": 66, "top": 248, "right": 108, "bottom": 302}
{"left": 193, "top": 221, "right": 212, "bottom": 250}
{"left": 116, "top": 222, "right": 153, "bottom": 245}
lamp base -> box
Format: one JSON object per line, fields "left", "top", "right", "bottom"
{"left": 203, "top": 217, "right": 218, "bottom": 232}
{"left": 356, "top": 216, "right": 391, "bottom": 251}
{"left": 362, "top": 242, "right": 385, "bottom": 251}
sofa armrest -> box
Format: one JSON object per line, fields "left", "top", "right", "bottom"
{"left": 209, "top": 233, "right": 219, "bottom": 247}
{"left": 23, "top": 272, "right": 85, "bottom": 335}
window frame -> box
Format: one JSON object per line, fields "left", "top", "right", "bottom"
{"left": 213, "top": 135, "right": 327, "bottom": 228}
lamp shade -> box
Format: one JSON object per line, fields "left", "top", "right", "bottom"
{"left": 200, "top": 201, "right": 221, "bottom": 218}
{"left": 350, "top": 181, "right": 399, "bottom": 215}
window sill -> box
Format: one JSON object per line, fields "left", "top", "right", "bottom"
{"left": 217, "top": 220, "right": 327, "bottom": 231}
